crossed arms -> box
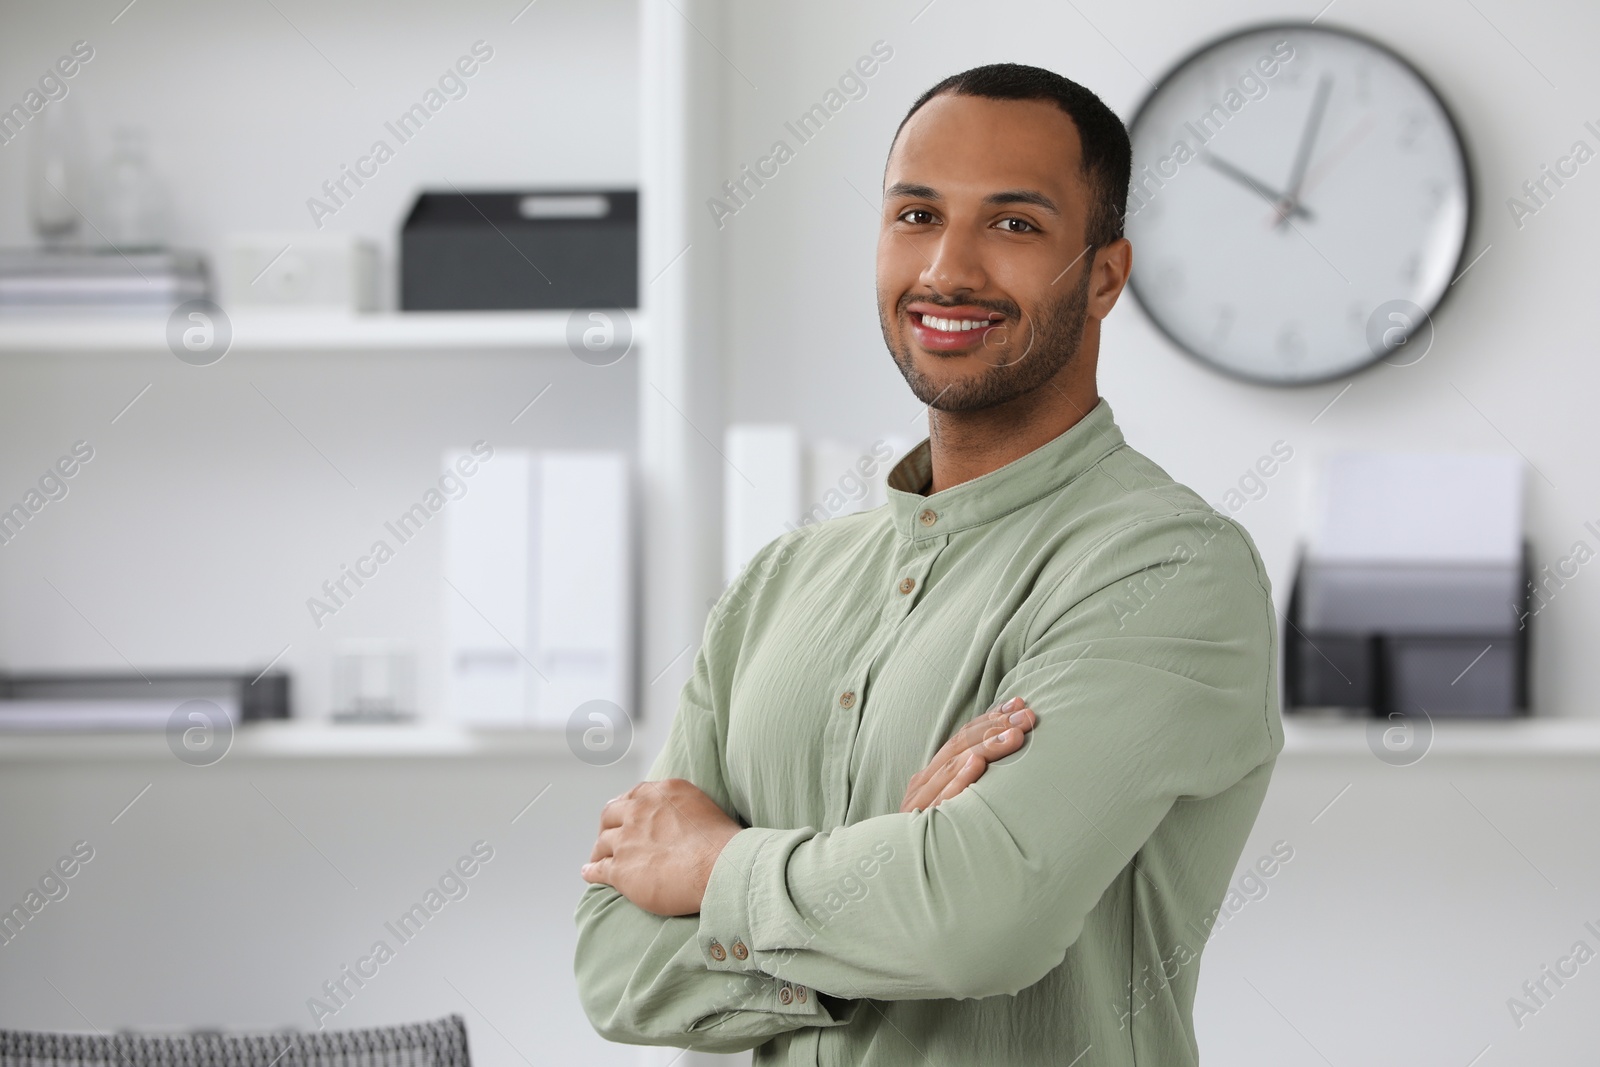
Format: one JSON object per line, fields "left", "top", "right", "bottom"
{"left": 579, "top": 696, "right": 1038, "bottom": 915}
{"left": 572, "top": 514, "right": 1274, "bottom": 1052}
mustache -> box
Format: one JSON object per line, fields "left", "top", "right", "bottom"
{"left": 897, "top": 293, "right": 1020, "bottom": 320}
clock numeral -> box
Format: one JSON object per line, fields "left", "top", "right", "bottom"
{"left": 1398, "top": 110, "right": 1428, "bottom": 150}
{"left": 1212, "top": 305, "right": 1235, "bottom": 341}
{"left": 1277, "top": 324, "right": 1306, "bottom": 363}
{"left": 1422, "top": 179, "right": 1448, "bottom": 219}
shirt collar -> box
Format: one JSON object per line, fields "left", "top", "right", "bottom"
{"left": 885, "top": 397, "right": 1125, "bottom": 541}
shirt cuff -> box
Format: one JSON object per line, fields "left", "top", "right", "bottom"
{"left": 697, "top": 825, "right": 819, "bottom": 1011}
{"left": 694, "top": 970, "right": 829, "bottom": 1022}
{"left": 698, "top": 826, "right": 770, "bottom": 971}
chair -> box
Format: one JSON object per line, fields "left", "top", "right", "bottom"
{"left": 0, "top": 1014, "right": 470, "bottom": 1067}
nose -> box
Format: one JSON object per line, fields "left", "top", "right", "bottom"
{"left": 918, "top": 223, "right": 988, "bottom": 298}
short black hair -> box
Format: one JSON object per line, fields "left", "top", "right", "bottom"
{"left": 892, "top": 63, "right": 1131, "bottom": 248}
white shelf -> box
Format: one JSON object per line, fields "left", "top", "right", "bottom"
{"left": 1281, "top": 716, "right": 1600, "bottom": 756}
{"left": 0, "top": 310, "right": 645, "bottom": 353}
{"left": 0, "top": 720, "right": 634, "bottom": 761}
{"left": 4, "top": 717, "right": 1598, "bottom": 762}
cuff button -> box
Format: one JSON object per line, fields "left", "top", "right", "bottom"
{"left": 796, "top": 985, "right": 807, "bottom": 1002}
{"left": 708, "top": 939, "right": 726, "bottom": 961}
{"left": 731, "top": 939, "right": 749, "bottom": 960}
{"left": 779, "top": 985, "right": 793, "bottom": 1004}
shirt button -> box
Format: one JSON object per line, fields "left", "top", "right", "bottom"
{"left": 919, "top": 508, "right": 937, "bottom": 527}
{"left": 796, "top": 985, "right": 808, "bottom": 1002}
{"left": 731, "top": 939, "right": 749, "bottom": 960}
{"left": 898, "top": 577, "right": 916, "bottom": 595}
{"left": 708, "top": 939, "right": 726, "bottom": 962}
{"left": 779, "top": 985, "right": 793, "bottom": 1005}
{"left": 839, "top": 691, "right": 856, "bottom": 709}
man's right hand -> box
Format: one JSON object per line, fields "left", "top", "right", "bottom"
{"left": 900, "top": 696, "right": 1036, "bottom": 813}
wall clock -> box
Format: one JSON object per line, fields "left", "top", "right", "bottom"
{"left": 1124, "top": 23, "right": 1472, "bottom": 385}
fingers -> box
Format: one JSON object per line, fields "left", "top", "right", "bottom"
{"left": 588, "top": 828, "right": 617, "bottom": 864}
{"left": 914, "top": 699, "right": 1037, "bottom": 787}
{"left": 932, "top": 749, "right": 990, "bottom": 805}
{"left": 914, "top": 725, "right": 992, "bottom": 793}
{"left": 598, "top": 779, "right": 656, "bottom": 831}
{"left": 902, "top": 753, "right": 958, "bottom": 813}
{"left": 901, "top": 697, "right": 1039, "bottom": 813}
{"left": 593, "top": 789, "right": 635, "bottom": 859}
{"left": 902, "top": 751, "right": 977, "bottom": 812}
{"left": 947, "top": 699, "right": 1037, "bottom": 759}
{"left": 901, "top": 720, "right": 1033, "bottom": 812}
{"left": 588, "top": 785, "right": 643, "bottom": 878}
{"left": 903, "top": 700, "right": 1036, "bottom": 811}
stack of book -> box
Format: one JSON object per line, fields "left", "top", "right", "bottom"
{"left": 0, "top": 248, "right": 208, "bottom": 312}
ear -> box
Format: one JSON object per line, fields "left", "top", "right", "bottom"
{"left": 1088, "top": 237, "right": 1133, "bottom": 319}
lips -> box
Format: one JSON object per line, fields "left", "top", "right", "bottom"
{"left": 906, "top": 304, "right": 1005, "bottom": 353}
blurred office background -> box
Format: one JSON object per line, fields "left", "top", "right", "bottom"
{"left": 0, "top": 1, "right": 1597, "bottom": 1065}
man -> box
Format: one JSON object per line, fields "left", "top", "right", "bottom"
{"left": 574, "top": 63, "right": 1282, "bottom": 1065}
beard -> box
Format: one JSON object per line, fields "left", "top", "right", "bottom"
{"left": 880, "top": 262, "right": 1093, "bottom": 413}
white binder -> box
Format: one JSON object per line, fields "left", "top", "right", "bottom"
{"left": 443, "top": 449, "right": 633, "bottom": 727}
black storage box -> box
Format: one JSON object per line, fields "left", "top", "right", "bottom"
{"left": 400, "top": 189, "right": 638, "bottom": 311}
{"left": 0, "top": 669, "right": 290, "bottom": 730}
{"left": 1283, "top": 543, "right": 1532, "bottom": 718}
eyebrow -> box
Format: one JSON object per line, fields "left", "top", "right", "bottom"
{"left": 883, "top": 183, "right": 1061, "bottom": 215}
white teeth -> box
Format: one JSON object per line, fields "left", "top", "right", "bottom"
{"left": 921, "top": 314, "right": 992, "bottom": 333}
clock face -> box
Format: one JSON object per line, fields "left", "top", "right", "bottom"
{"left": 1124, "top": 24, "right": 1472, "bottom": 385}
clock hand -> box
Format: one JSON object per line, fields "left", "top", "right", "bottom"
{"left": 1261, "top": 110, "right": 1377, "bottom": 228}
{"left": 1275, "top": 73, "right": 1334, "bottom": 228}
{"left": 1200, "top": 152, "right": 1314, "bottom": 221}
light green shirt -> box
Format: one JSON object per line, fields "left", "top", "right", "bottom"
{"left": 575, "top": 397, "right": 1283, "bottom": 1065}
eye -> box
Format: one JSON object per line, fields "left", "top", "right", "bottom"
{"left": 897, "top": 208, "right": 937, "bottom": 225}
{"left": 995, "top": 217, "right": 1038, "bottom": 233}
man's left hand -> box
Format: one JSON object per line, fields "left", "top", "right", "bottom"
{"left": 580, "top": 778, "right": 744, "bottom": 916}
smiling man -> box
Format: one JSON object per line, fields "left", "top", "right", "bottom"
{"left": 574, "top": 64, "right": 1282, "bottom": 1066}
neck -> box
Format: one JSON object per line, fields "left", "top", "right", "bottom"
{"left": 924, "top": 362, "right": 1099, "bottom": 495}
